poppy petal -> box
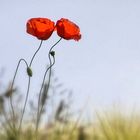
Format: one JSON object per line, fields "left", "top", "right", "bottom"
{"left": 26, "top": 18, "right": 55, "bottom": 40}
{"left": 56, "top": 18, "right": 81, "bottom": 41}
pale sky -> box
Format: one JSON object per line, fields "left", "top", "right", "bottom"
{"left": 0, "top": 0, "right": 140, "bottom": 119}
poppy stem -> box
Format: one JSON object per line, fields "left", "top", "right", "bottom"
{"left": 10, "top": 58, "right": 28, "bottom": 131}
{"left": 18, "top": 40, "right": 43, "bottom": 134}
{"left": 18, "top": 77, "right": 31, "bottom": 132}
{"left": 35, "top": 38, "right": 62, "bottom": 140}
{"left": 29, "top": 40, "right": 43, "bottom": 67}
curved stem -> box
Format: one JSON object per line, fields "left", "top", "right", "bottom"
{"left": 37, "top": 56, "right": 55, "bottom": 124}
{"left": 35, "top": 54, "right": 55, "bottom": 134}
{"left": 35, "top": 38, "right": 62, "bottom": 139}
{"left": 29, "top": 40, "right": 43, "bottom": 67}
{"left": 18, "top": 40, "right": 43, "bottom": 133}
{"left": 10, "top": 58, "right": 28, "bottom": 129}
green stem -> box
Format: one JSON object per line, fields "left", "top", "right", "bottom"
{"left": 18, "top": 40, "right": 43, "bottom": 133}
{"left": 35, "top": 38, "right": 62, "bottom": 140}
{"left": 38, "top": 56, "right": 55, "bottom": 123}
{"left": 18, "top": 76, "right": 31, "bottom": 131}
{"left": 29, "top": 40, "right": 43, "bottom": 67}
{"left": 10, "top": 58, "right": 28, "bottom": 129}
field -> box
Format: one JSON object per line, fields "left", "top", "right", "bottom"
{"left": 0, "top": 103, "right": 140, "bottom": 140}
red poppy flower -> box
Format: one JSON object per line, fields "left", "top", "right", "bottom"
{"left": 56, "top": 18, "right": 81, "bottom": 41}
{"left": 26, "top": 18, "right": 55, "bottom": 40}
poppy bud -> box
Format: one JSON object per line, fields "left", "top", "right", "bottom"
{"left": 50, "top": 51, "right": 55, "bottom": 57}
{"left": 27, "top": 67, "right": 33, "bottom": 77}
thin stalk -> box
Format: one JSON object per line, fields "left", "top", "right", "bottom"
{"left": 38, "top": 56, "right": 55, "bottom": 123}
{"left": 35, "top": 56, "right": 55, "bottom": 140}
{"left": 10, "top": 58, "right": 28, "bottom": 129}
{"left": 29, "top": 40, "right": 43, "bottom": 67}
{"left": 35, "top": 38, "right": 62, "bottom": 140}
{"left": 18, "top": 77, "right": 31, "bottom": 132}
{"left": 18, "top": 40, "right": 43, "bottom": 133}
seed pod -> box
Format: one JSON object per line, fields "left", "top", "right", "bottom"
{"left": 50, "top": 51, "right": 55, "bottom": 57}
{"left": 27, "top": 67, "right": 33, "bottom": 77}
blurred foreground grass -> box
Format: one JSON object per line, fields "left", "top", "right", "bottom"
{"left": 0, "top": 110, "right": 140, "bottom": 140}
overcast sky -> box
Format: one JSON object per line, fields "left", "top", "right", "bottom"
{"left": 0, "top": 0, "right": 140, "bottom": 119}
